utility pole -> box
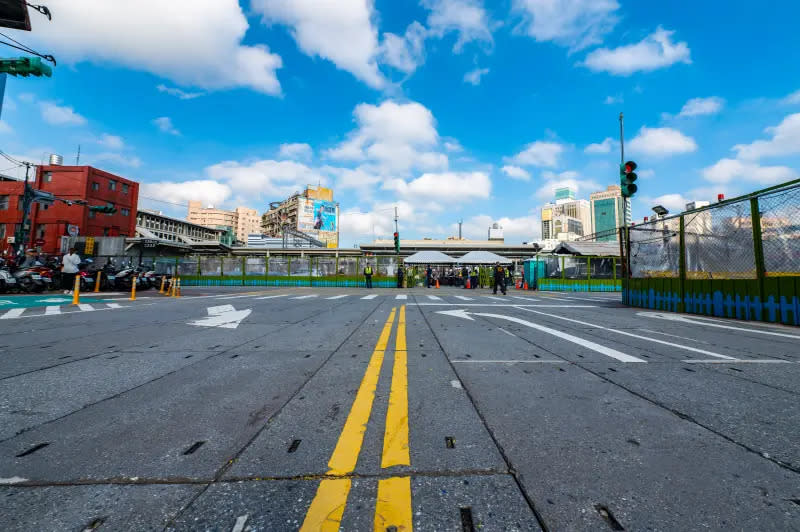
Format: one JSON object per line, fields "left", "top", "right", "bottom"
{"left": 619, "top": 112, "right": 629, "bottom": 228}
{"left": 394, "top": 206, "right": 398, "bottom": 234}
{"left": 76, "top": 144, "right": 80, "bottom": 165}
{"left": 15, "top": 162, "right": 34, "bottom": 254}
{"left": 458, "top": 219, "right": 462, "bottom": 239}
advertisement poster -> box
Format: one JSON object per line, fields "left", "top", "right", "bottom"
{"left": 297, "top": 199, "right": 338, "bottom": 246}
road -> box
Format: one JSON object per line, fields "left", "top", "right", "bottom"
{"left": 1, "top": 286, "right": 799, "bottom": 531}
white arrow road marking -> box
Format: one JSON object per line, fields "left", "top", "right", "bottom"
{"left": 437, "top": 309, "right": 645, "bottom": 363}
{"left": 0, "top": 476, "right": 28, "bottom": 484}
{"left": 637, "top": 312, "right": 800, "bottom": 340}
{"left": 232, "top": 515, "right": 249, "bottom": 532}
{"left": 517, "top": 307, "right": 735, "bottom": 360}
{"left": 190, "top": 304, "right": 252, "bottom": 329}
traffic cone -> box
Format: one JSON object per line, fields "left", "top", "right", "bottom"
{"left": 465, "top": 278, "right": 470, "bottom": 289}
{"left": 523, "top": 281, "right": 529, "bottom": 290}
{"left": 435, "top": 279, "right": 439, "bottom": 288}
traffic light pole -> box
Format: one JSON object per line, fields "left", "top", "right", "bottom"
{"left": 619, "top": 112, "right": 629, "bottom": 229}
{"left": 14, "top": 162, "right": 34, "bottom": 255}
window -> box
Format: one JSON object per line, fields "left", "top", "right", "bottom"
{"left": 35, "top": 223, "right": 46, "bottom": 239}
{"left": 121, "top": 208, "right": 130, "bottom": 216}
{"left": 92, "top": 182, "right": 100, "bottom": 191}
{"left": 0, "top": 195, "right": 8, "bottom": 210}
{"left": 122, "top": 183, "right": 129, "bottom": 194}
{"left": 106, "top": 202, "right": 115, "bottom": 216}
{"left": 103, "top": 228, "right": 110, "bottom": 236}
{"left": 108, "top": 180, "right": 117, "bottom": 191}
{"left": 0, "top": 224, "right": 5, "bottom": 239}
{"left": 42, "top": 172, "right": 53, "bottom": 183}
{"left": 89, "top": 210, "right": 96, "bottom": 219}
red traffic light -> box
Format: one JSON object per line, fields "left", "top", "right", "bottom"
{"left": 393, "top": 232, "right": 398, "bottom": 238}
{"left": 624, "top": 161, "right": 637, "bottom": 174}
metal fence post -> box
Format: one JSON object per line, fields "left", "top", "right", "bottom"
{"left": 335, "top": 255, "right": 339, "bottom": 287}
{"left": 265, "top": 254, "right": 270, "bottom": 285}
{"left": 678, "top": 215, "right": 686, "bottom": 313}
{"left": 287, "top": 255, "right": 292, "bottom": 287}
{"left": 750, "top": 197, "right": 767, "bottom": 319}
{"left": 587, "top": 257, "right": 592, "bottom": 292}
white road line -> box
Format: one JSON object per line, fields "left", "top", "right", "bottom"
{"left": 452, "top": 359, "right": 566, "bottom": 364}
{"left": 395, "top": 294, "right": 408, "bottom": 300}
{"left": 683, "top": 359, "right": 794, "bottom": 364}
{"left": 215, "top": 293, "right": 269, "bottom": 300}
{"left": 232, "top": 515, "right": 249, "bottom": 532}
{"left": 427, "top": 295, "right": 442, "bottom": 300}
{"left": 106, "top": 303, "right": 122, "bottom": 309}
{"left": 78, "top": 304, "right": 95, "bottom": 312}
{"left": 498, "top": 328, "right": 516, "bottom": 337}
{"left": 486, "top": 296, "right": 505, "bottom": 301}
{"left": 512, "top": 296, "right": 540, "bottom": 301}
{"left": 638, "top": 312, "right": 800, "bottom": 340}
{"left": 458, "top": 310, "right": 645, "bottom": 363}
{"left": 638, "top": 328, "right": 708, "bottom": 344}
{"left": 254, "top": 294, "right": 289, "bottom": 300}
{"left": 1, "top": 308, "right": 25, "bottom": 319}
{"left": 454, "top": 295, "right": 473, "bottom": 301}
{"left": 517, "top": 307, "right": 735, "bottom": 360}
{"left": 45, "top": 305, "right": 61, "bottom": 315}
{"left": 362, "top": 294, "right": 378, "bottom": 300}
{"left": 418, "top": 303, "right": 597, "bottom": 307}
{"left": 291, "top": 295, "right": 317, "bottom": 300}
{"left": 326, "top": 295, "right": 349, "bottom": 300}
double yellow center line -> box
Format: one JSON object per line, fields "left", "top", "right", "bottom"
{"left": 301, "top": 306, "right": 412, "bottom": 531}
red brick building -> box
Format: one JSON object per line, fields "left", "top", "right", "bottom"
{"left": 0, "top": 166, "right": 139, "bottom": 256}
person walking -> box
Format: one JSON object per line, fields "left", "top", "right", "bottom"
{"left": 505, "top": 265, "right": 511, "bottom": 289}
{"left": 363, "top": 262, "right": 373, "bottom": 289}
{"left": 397, "top": 265, "right": 404, "bottom": 288}
{"left": 461, "top": 266, "right": 469, "bottom": 288}
{"left": 425, "top": 265, "right": 432, "bottom": 288}
{"left": 432, "top": 268, "right": 439, "bottom": 287}
{"left": 61, "top": 247, "right": 81, "bottom": 294}
{"left": 471, "top": 266, "right": 479, "bottom": 289}
{"left": 492, "top": 262, "right": 506, "bottom": 295}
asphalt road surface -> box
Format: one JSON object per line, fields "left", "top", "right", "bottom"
{"left": 1, "top": 286, "right": 799, "bottom": 531}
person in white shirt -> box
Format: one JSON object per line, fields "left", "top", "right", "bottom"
{"left": 61, "top": 248, "right": 81, "bottom": 294}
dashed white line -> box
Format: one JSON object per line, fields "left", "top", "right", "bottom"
{"left": 452, "top": 359, "right": 566, "bottom": 364}
{"left": 454, "top": 296, "right": 473, "bottom": 301}
{"left": 232, "top": 515, "right": 249, "bottom": 532}
{"left": 106, "top": 303, "right": 122, "bottom": 309}
{"left": 427, "top": 295, "right": 442, "bottom": 300}
{"left": 291, "top": 295, "right": 317, "bottom": 300}
{"left": 362, "top": 294, "right": 378, "bottom": 300}
{"left": 45, "top": 305, "right": 61, "bottom": 315}
{"left": 326, "top": 295, "right": 349, "bottom": 300}
{"left": 0, "top": 308, "right": 25, "bottom": 319}
{"left": 254, "top": 294, "right": 289, "bottom": 300}
{"left": 78, "top": 303, "right": 95, "bottom": 312}
{"left": 395, "top": 294, "right": 407, "bottom": 300}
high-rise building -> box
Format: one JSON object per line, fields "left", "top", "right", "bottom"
{"left": 488, "top": 222, "right": 504, "bottom": 241}
{"left": 261, "top": 186, "right": 339, "bottom": 248}
{"left": 540, "top": 187, "right": 591, "bottom": 241}
{"left": 187, "top": 202, "right": 259, "bottom": 245}
{"left": 589, "top": 185, "right": 625, "bottom": 242}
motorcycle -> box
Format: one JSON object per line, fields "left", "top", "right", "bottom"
{"left": 0, "top": 258, "right": 17, "bottom": 293}
{"left": 13, "top": 264, "right": 47, "bottom": 293}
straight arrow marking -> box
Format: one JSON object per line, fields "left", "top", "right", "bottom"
{"left": 190, "top": 305, "right": 252, "bottom": 329}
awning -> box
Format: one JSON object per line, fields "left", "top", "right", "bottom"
{"left": 457, "top": 250, "right": 512, "bottom": 264}
{"left": 402, "top": 250, "right": 456, "bottom": 264}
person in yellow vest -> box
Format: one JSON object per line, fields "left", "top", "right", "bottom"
{"left": 364, "top": 263, "right": 373, "bottom": 289}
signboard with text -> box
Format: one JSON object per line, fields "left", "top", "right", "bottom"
{"left": 297, "top": 198, "right": 339, "bottom": 247}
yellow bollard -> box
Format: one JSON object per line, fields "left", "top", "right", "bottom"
{"left": 170, "top": 277, "right": 177, "bottom": 297}
{"left": 176, "top": 277, "right": 181, "bottom": 297}
{"left": 72, "top": 275, "right": 80, "bottom": 305}
{"left": 94, "top": 270, "right": 102, "bottom": 293}
{"left": 159, "top": 276, "right": 166, "bottom": 294}
{"left": 130, "top": 275, "right": 137, "bottom": 301}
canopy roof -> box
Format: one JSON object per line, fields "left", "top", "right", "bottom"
{"left": 552, "top": 241, "right": 620, "bottom": 257}
{"left": 403, "top": 250, "right": 456, "bottom": 264}
{"left": 457, "top": 250, "right": 512, "bottom": 264}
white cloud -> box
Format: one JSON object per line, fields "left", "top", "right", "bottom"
{"left": 153, "top": 116, "right": 180, "bottom": 136}
{"left": 637, "top": 169, "right": 655, "bottom": 179}
{"left": 535, "top": 170, "right": 600, "bottom": 200}
{"left": 379, "top": 21, "right": 427, "bottom": 74}
{"left": 512, "top": 0, "right": 619, "bottom": 51}
{"left": 646, "top": 193, "right": 690, "bottom": 214}
{"left": 253, "top": 0, "right": 383, "bottom": 88}
{"left": 732, "top": 113, "right": 800, "bottom": 160}
{"left": 782, "top": 89, "right": 800, "bottom": 105}
{"left": 18, "top": 93, "right": 35, "bottom": 103}
{"left": 582, "top": 27, "right": 691, "bottom": 75}
{"left": 463, "top": 67, "right": 489, "bottom": 85}
{"left": 40, "top": 101, "right": 87, "bottom": 126}
{"left": 340, "top": 200, "right": 421, "bottom": 242}
{"left": 156, "top": 84, "right": 204, "bottom": 100}
{"left": 584, "top": 137, "right": 614, "bottom": 154}
{"left": 460, "top": 213, "right": 540, "bottom": 241}
{"left": 323, "top": 165, "right": 381, "bottom": 192}
{"left": 91, "top": 152, "right": 142, "bottom": 168}
{"left": 604, "top": 94, "right": 622, "bottom": 105}
{"left": 678, "top": 96, "right": 724, "bottom": 117}
{"left": 628, "top": 126, "right": 697, "bottom": 157}
{"left": 98, "top": 133, "right": 124, "bottom": 150}
{"left": 508, "top": 140, "right": 564, "bottom": 167}
{"left": 205, "top": 159, "right": 327, "bottom": 199}
{"left": 423, "top": 0, "right": 493, "bottom": 52}
{"left": 278, "top": 142, "right": 313, "bottom": 161}
{"left": 443, "top": 138, "right": 463, "bottom": 152}
{"left": 326, "top": 100, "right": 448, "bottom": 174}
{"left": 0, "top": 121, "right": 13, "bottom": 134}
{"left": 702, "top": 158, "right": 797, "bottom": 185}
{"left": 141, "top": 179, "right": 232, "bottom": 207}
{"left": 26, "top": 0, "right": 282, "bottom": 95}
{"left": 384, "top": 171, "right": 490, "bottom": 202}
{"left": 501, "top": 165, "right": 531, "bottom": 181}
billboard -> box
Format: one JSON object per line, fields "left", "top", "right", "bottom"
{"left": 297, "top": 198, "right": 339, "bottom": 246}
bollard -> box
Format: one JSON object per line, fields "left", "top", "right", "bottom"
{"left": 159, "top": 276, "right": 166, "bottom": 294}
{"left": 94, "top": 270, "right": 102, "bottom": 293}
{"left": 170, "top": 278, "right": 177, "bottom": 298}
{"left": 176, "top": 278, "right": 181, "bottom": 297}
{"left": 130, "top": 275, "right": 137, "bottom": 301}
{"left": 72, "top": 275, "right": 81, "bottom": 305}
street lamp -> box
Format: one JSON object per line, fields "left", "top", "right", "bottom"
{"left": 652, "top": 205, "right": 669, "bottom": 217}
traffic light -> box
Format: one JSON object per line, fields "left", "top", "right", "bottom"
{"left": 393, "top": 232, "right": 400, "bottom": 253}
{"left": 0, "top": 57, "right": 52, "bottom": 77}
{"left": 89, "top": 205, "right": 117, "bottom": 214}
{"left": 620, "top": 160, "right": 638, "bottom": 198}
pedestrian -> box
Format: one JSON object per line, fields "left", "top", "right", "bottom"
{"left": 61, "top": 247, "right": 81, "bottom": 294}
{"left": 426, "top": 264, "right": 432, "bottom": 288}
{"left": 432, "top": 268, "right": 439, "bottom": 286}
{"left": 505, "top": 265, "right": 511, "bottom": 289}
{"left": 397, "top": 265, "right": 404, "bottom": 288}
{"left": 471, "top": 266, "right": 478, "bottom": 289}
{"left": 363, "top": 262, "right": 373, "bottom": 289}
{"left": 493, "top": 262, "right": 506, "bottom": 295}
{"left": 461, "top": 266, "right": 469, "bottom": 288}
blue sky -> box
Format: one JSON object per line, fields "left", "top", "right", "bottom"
{"left": 2, "top": 0, "right": 800, "bottom": 246}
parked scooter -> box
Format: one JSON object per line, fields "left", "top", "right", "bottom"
{"left": 0, "top": 258, "right": 17, "bottom": 293}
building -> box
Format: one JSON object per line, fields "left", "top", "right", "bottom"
{"left": 0, "top": 165, "right": 138, "bottom": 256}
{"left": 589, "top": 185, "right": 625, "bottom": 242}
{"left": 234, "top": 206, "right": 260, "bottom": 244}
{"left": 488, "top": 222, "right": 504, "bottom": 241}
{"left": 186, "top": 202, "right": 262, "bottom": 246}
{"left": 541, "top": 187, "right": 592, "bottom": 241}
{"left": 261, "top": 186, "right": 339, "bottom": 248}
{"left": 360, "top": 237, "right": 540, "bottom": 261}
{"left": 136, "top": 209, "right": 224, "bottom": 244}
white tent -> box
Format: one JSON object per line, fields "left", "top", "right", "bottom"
{"left": 457, "top": 250, "right": 511, "bottom": 264}
{"left": 403, "top": 250, "right": 456, "bottom": 264}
